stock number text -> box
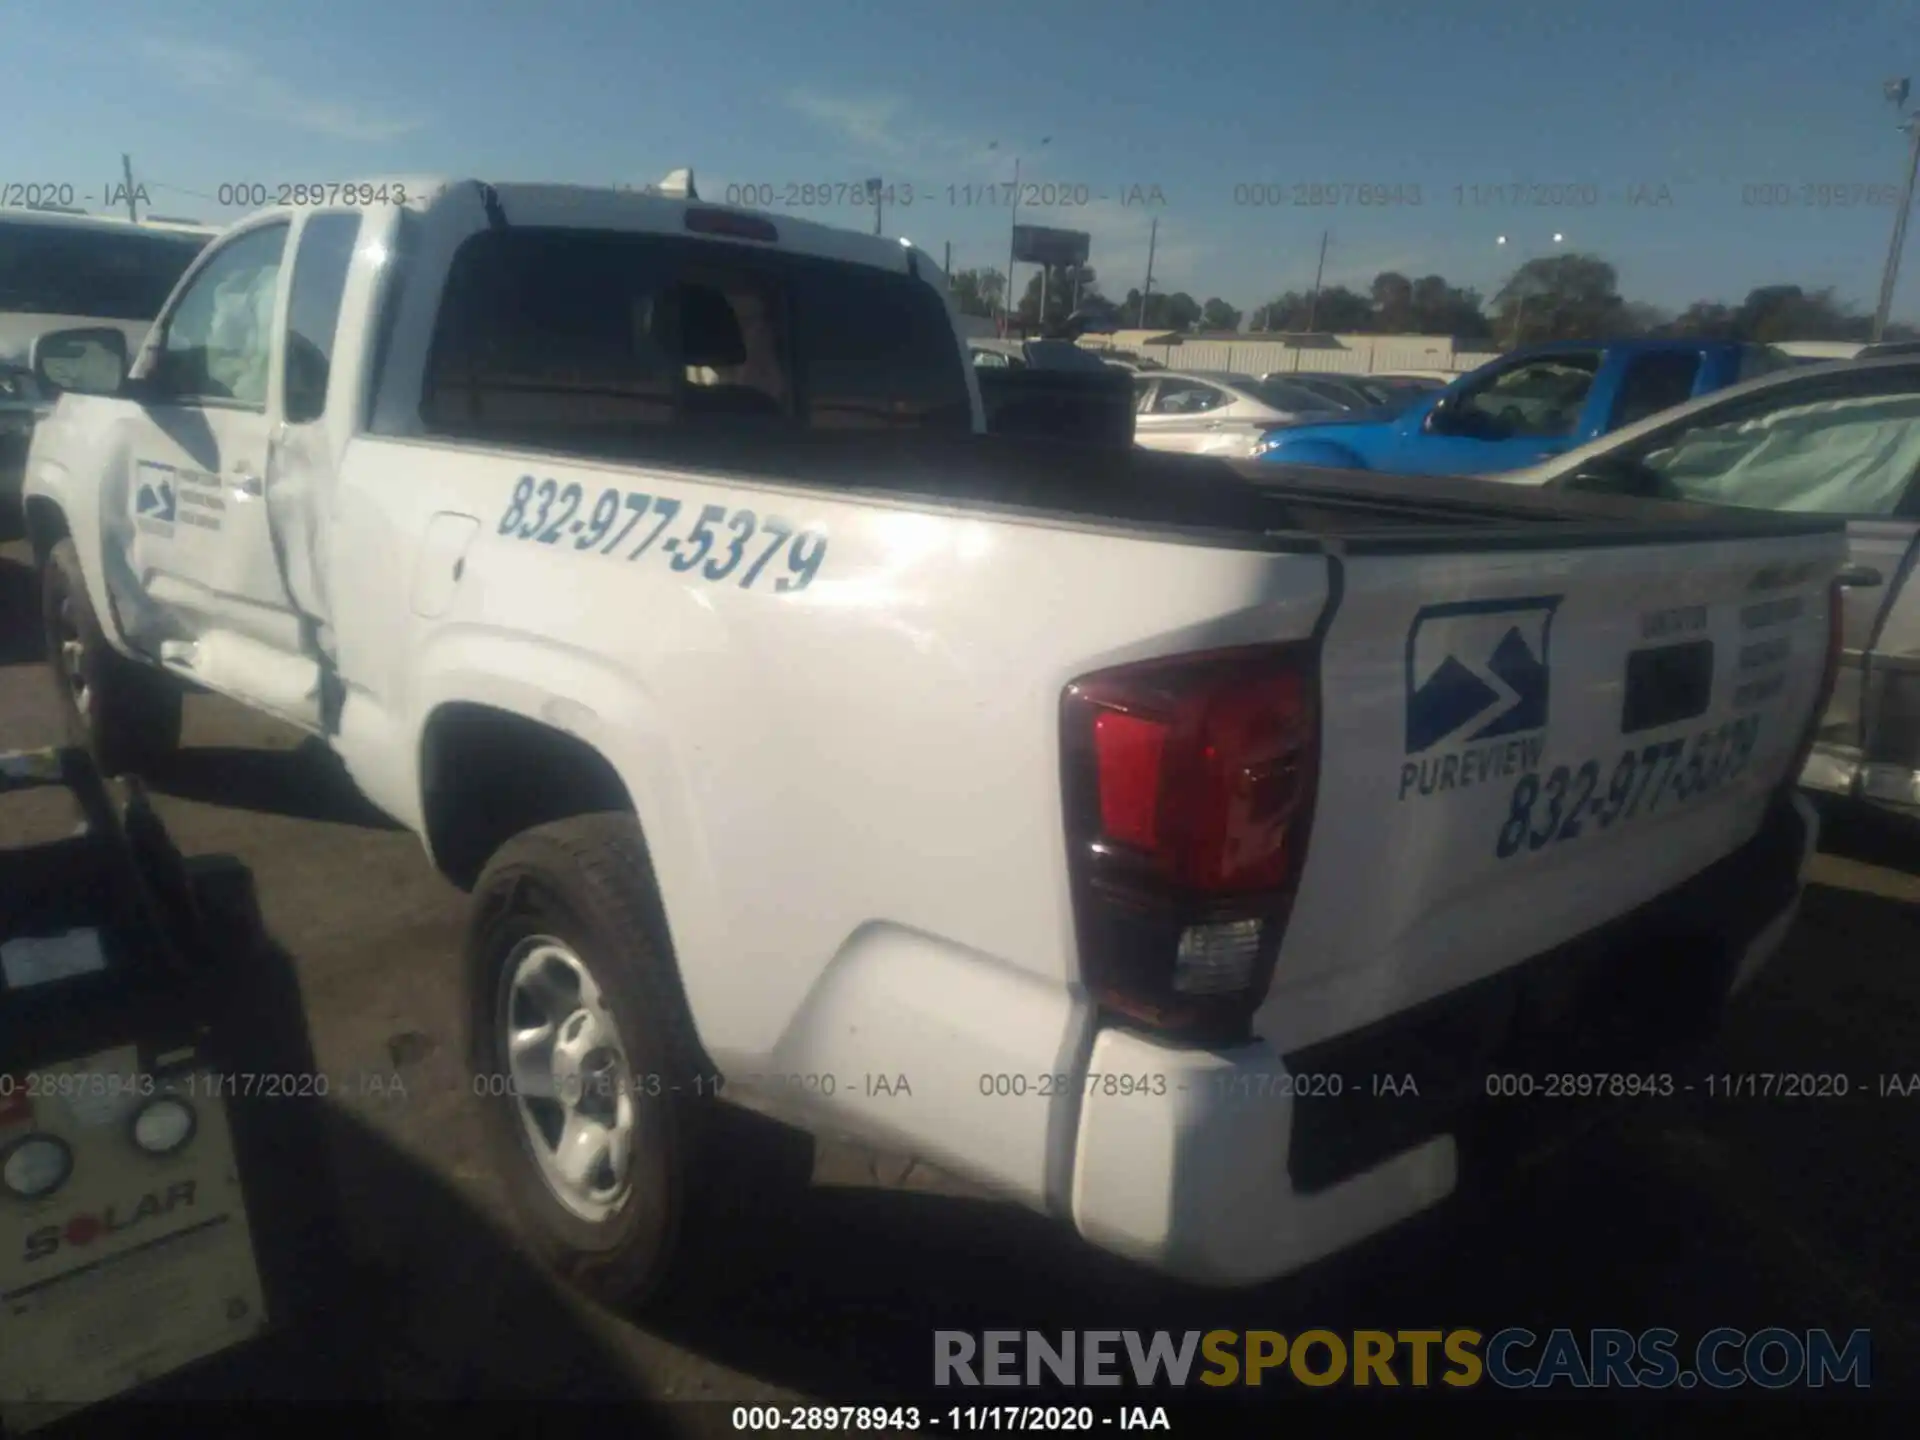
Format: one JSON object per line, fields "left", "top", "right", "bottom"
{"left": 217, "top": 182, "right": 408, "bottom": 208}
{"left": 1234, "top": 182, "right": 1421, "bottom": 207}
{"left": 723, "top": 182, "right": 914, "bottom": 208}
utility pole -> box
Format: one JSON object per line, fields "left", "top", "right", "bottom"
{"left": 1138, "top": 215, "right": 1158, "bottom": 327}
{"left": 1874, "top": 78, "right": 1920, "bottom": 342}
{"left": 120, "top": 153, "right": 139, "bottom": 222}
{"left": 1305, "top": 229, "right": 1329, "bottom": 332}
{"left": 995, "top": 137, "right": 1049, "bottom": 335}
{"left": 944, "top": 241, "right": 951, "bottom": 277}
{"left": 1005, "top": 157, "right": 1022, "bottom": 335}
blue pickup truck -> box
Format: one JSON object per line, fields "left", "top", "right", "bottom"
{"left": 1250, "top": 338, "right": 1796, "bottom": 475}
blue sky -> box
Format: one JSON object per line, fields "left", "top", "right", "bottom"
{"left": 6, "top": 0, "right": 1920, "bottom": 323}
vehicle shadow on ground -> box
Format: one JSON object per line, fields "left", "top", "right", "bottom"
{"left": 51, "top": 858, "right": 665, "bottom": 1440}
{"left": 0, "top": 554, "right": 42, "bottom": 667}
{"left": 142, "top": 738, "right": 403, "bottom": 831}
{"left": 635, "top": 1127, "right": 1880, "bottom": 1435}
{"left": 1815, "top": 799, "right": 1920, "bottom": 878}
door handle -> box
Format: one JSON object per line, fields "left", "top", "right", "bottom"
{"left": 229, "top": 467, "right": 263, "bottom": 497}
{"left": 1837, "top": 564, "right": 1883, "bottom": 589}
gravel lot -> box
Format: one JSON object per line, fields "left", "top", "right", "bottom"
{"left": 1, "top": 538, "right": 1915, "bottom": 1434}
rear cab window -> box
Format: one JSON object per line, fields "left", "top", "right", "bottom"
{"left": 415, "top": 227, "right": 972, "bottom": 450}
{"left": 1608, "top": 349, "right": 1702, "bottom": 428}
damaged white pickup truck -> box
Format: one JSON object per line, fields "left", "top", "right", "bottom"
{"left": 20, "top": 175, "right": 1845, "bottom": 1299}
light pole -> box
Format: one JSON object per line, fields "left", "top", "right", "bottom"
{"left": 1872, "top": 78, "right": 1920, "bottom": 343}
{"left": 991, "top": 138, "right": 1049, "bottom": 333}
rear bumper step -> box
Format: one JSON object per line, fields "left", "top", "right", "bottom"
{"left": 1282, "top": 793, "right": 1812, "bottom": 1194}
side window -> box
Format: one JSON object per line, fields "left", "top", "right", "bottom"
{"left": 1622, "top": 382, "right": 1920, "bottom": 515}
{"left": 1133, "top": 377, "right": 1156, "bottom": 412}
{"left": 972, "top": 348, "right": 1011, "bottom": 368}
{"left": 1454, "top": 353, "right": 1601, "bottom": 438}
{"left": 1609, "top": 351, "right": 1701, "bottom": 429}
{"left": 789, "top": 260, "right": 973, "bottom": 431}
{"left": 282, "top": 213, "right": 363, "bottom": 425}
{"left": 1150, "top": 379, "right": 1224, "bottom": 415}
{"left": 154, "top": 223, "right": 289, "bottom": 407}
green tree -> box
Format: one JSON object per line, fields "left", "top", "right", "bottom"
{"left": 1408, "top": 274, "right": 1492, "bottom": 338}
{"left": 1016, "top": 264, "right": 1099, "bottom": 329}
{"left": 1119, "top": 288, "right": 1203, "bottom": 332}
{"left": 1249, "top": 285, "right": 1371, "bottom": 332}
{"left": 948, "top": 267, "right": 1006, "bottom": 318}
{"left": 1491, "top": 253, "right": 1629, "bottom": 345}
{"left": 1200, "top": 297, "right": 1243, "bottom": 332}
{"left": 1370, "top": 272, "right": 1414, "bottom": 331}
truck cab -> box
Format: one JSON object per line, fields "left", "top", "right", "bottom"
{"left": 1253, "top": 339, "right": 1792, "bottom": 477}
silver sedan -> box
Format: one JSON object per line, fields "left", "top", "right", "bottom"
{"left": 1130, "top": 371, "right": 1346, "bottom": 457}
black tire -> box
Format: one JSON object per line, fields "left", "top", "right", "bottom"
{"left": 41, "top": 538, "right": 182, "bottom": 777}
{"left": 466, "top": 812, "right": 716, "bottom": 1307}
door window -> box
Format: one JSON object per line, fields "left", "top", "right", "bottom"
{"left": 153, "top": 223, "right": 289, "bottom": 408}
{"left": 1620, "top": 381, "right": 1920, "bottom": 515}
{"left": 1453, "top": 352, "right": 1601, "bottom": 438}
{"left": 282, "top": 213, "right": 363, "bottom": 424}
{"left": 1149, "top": 379, "right": 1226, "bottom": 415}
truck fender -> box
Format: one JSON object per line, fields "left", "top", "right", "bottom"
{"left": 408, "top": 632, "right": 728, "bottom": 1034}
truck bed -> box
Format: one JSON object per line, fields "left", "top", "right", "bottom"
{"left": 463, "top": 426, "right": 1843, "bottom": 549}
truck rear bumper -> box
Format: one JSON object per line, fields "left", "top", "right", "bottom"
{"left": 1068, "top": 791, "right": 1817, "bottom": 1287}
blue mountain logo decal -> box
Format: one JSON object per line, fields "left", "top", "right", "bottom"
{"left": 1405, "top": 598, "right": 1559, "bottom": 754}
{"left": 136, "top": 477, "right": 176, "bottom": 524}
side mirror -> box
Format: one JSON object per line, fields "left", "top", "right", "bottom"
{"left": 1420, "top": 395, "right": 1457, "bottom": 435}
{"left": 31, "top": 327, "right": 130, "bottom": 399}
{"left": 1559, "top": 455, "right": 1667, "bottom": 499}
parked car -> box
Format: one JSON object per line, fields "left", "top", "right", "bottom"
{"left": 1263, "top": 373, "right": 1381, "bottom": 411}
{"left": 1251, "top": 340, "right": 1795, "bottom": 476}
{"left": 1269, "top": 373, "right": 1442, "bottom": 417}
{"left": 967, "top": 337, "right": 1116, "bottom": 373}
{"left": 1493, "top": 356, "right": 1920, "bottom": 821}
{"left": 0, "top": 209, "right": 216, "bottom": 536}
{"left": 1370, "top": 369, "right": 1460, "bottom": 384}
{"left": 1132, "top": 370, "right": 1346, "bottom": 456}
{"left": 21, "top": 175, "right": 1844, "bottom": 1303}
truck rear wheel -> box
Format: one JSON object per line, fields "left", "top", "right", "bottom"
{"left": 42, "top": 538, "right": 183, "bottom": 777}
{"left": 466, "top": 812, "right": 713, "bottom": 1306}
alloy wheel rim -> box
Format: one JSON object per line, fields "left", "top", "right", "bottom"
{"left": 498, "top": 935, "right": 638, "bottom": 1222}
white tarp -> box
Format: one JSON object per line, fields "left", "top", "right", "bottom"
{"left": 1647, "top": 392, "right": 1920, "bottom": 515}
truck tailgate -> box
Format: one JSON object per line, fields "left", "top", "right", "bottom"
{"left": 1258, "top": 523, "right": 1842, "bottom": 1051}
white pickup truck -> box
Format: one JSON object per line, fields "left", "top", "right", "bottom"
{"left": 19, "top": 176, "right": 1846, "bottom": 1299}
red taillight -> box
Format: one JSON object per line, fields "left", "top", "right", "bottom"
{"left": 1092, "top": 711, "right": 1165, "bottom": 850}
{"left": 1062, "top": 644, "right": 1321, "bottom": 1042}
